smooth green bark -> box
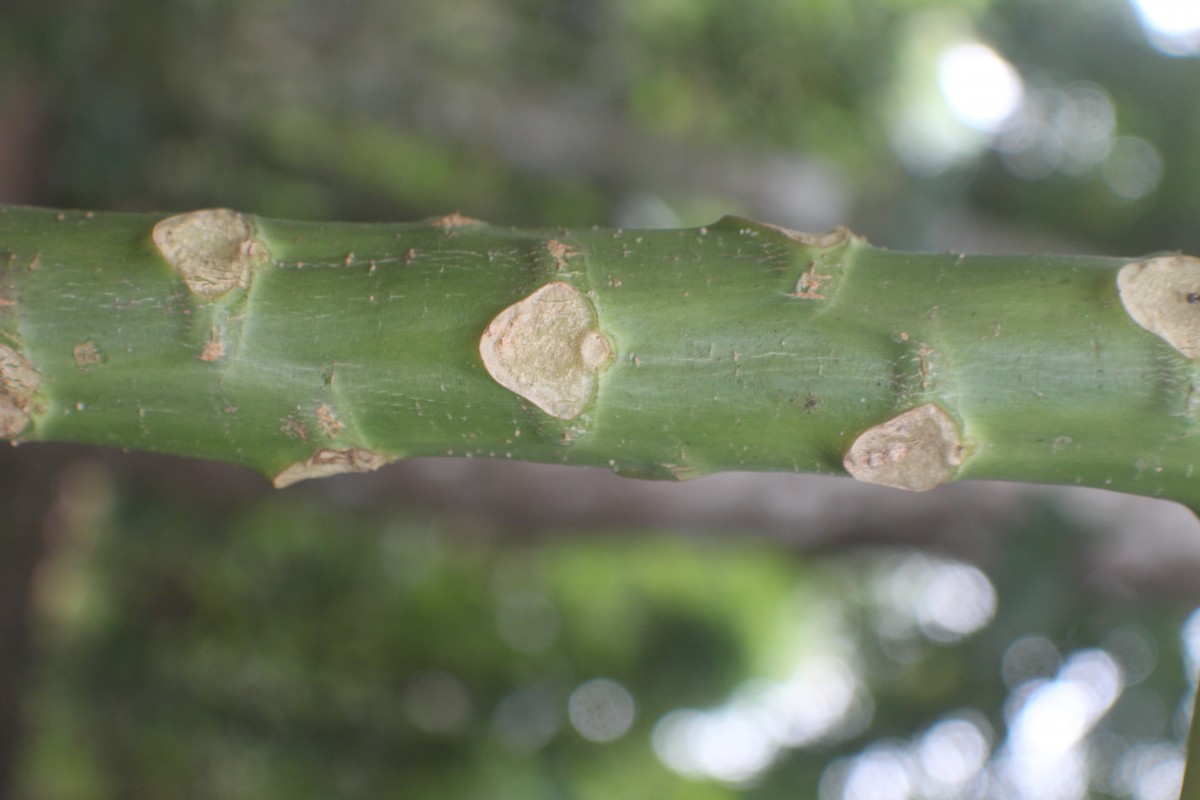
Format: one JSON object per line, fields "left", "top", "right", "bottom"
{"left": 1, "top": 205, "right": 1198, "bottom": 504}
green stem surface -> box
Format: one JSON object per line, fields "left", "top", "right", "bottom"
{"left": 1, "top": 206, "right": 1197, "bottom": 503}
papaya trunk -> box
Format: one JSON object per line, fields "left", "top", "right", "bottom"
{"left": 1, "top": 205, "right": 1197, "bottom": 505}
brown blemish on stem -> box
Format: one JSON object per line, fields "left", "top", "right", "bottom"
{"left": 72, "top": 340, "right": 103, "bottom": 370}
{"left": 281, "top": 415, "right": 310, "bottom": 441}
{"left": 546, "top": 240, "right": 581, "bottom": 272}
{"left": 273, "top": 447, "right": 391, "bottom": 488}
{"left": 755, "top": 221, "right": 855, "bottom": 248}
{"left": 479, "top": 281, "right": 612, "bottom": 420}
{"left": 197, "top": 325, "right": 225, "bottom": 363}
{"left": 790, "top": 261, "right": 833, "bottom": 299}
{"left": 0, "top": 345, "right": 39, "bottom": 437}
{"left": 1117, "top": 255, "right": 1200, "bottom": 359}
{"left": 315, "top": 403, "right": 345, "bottom": 439}
{"left": 665, "top": 464, "right": 701, "bottom": 481}
{"left": 916, "top": 346, "right": 936, "bottom": 390}
{"left": 198, "top": 335, "right": 224, "bottom": 363}
{"left": 151, "top": 209, "right": 270, "bottom": 300}
{"left": 431, "top": 213, "right": 484, "bottom": 230}
{"left": 843, "top": 403, "right": 966, "bottom": 492}
{"left": 0, "top": 253, "right": 16, "bottom": 307}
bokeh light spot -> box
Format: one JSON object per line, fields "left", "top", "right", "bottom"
{"left": 1002, "top": 636, "right": 1062, "bottom": 690}
{"left": 1130, "top": 0, "right": 1200, "bottom": 54}
{"left": 1117, "top": 743, "right": 1186, "bottom": 800}
{"left": 842, "top": 746, "right": 915, "bottom": 800}
{"left": 1102, "top": 136, "right": 1164, "bottom": 199}
{"left": 997, "top": 648, "right": 1124, "bottom": 798}
{"left": 568, "top": 679, "right": 636, "bottom": 743}
{"left": 1134, "top": 0, "right": 1200, "bottom": 32}
{"left": 1181, "top": 605, "right": 1200, "bottom": 682}
{"left": 916, "top": 562, "right": 997, "bottom": 642}
{"left": 937, "top": 43, "right": 1024, "bottom": 132}
{"left": 875, "top": 554, "right": 998, "bottom": 645}
{"left": 916, "top": 715, "right": 992, "bottom": 793}
{"left": 652, "top": 652, "right": 867, "bottom": 786}
{"left": 1103, "top": 624, "right": 1158, "bottom": 686}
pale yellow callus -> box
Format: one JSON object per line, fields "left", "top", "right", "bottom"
{"left": 273, "top": 447, "right": 391, "bottom": 488}
{"left": 843, "top": 403, "right": 967, "bottom": 492}
{"left": 151, "top": 209, "right": 270, "bottom": 300}
{"left": 0, "top": 344, "right": 40, "bottom": 438}
{"left": 1117, "top": 255, "right": 1200, "bottom": 360}
{"left": 479, "top": 281, "right": 612, "bottom": 420}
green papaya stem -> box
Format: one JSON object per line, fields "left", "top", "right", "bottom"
{"left": 1, "top": 205, "right": 1199, "bottom": 503}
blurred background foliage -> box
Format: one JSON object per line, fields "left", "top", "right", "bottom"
{"left": 3, "top": 0, "right": 1200, "bottom": 798}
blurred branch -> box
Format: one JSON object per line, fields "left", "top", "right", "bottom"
{"left": 0, "top": 77, "right": 47, "bottom": 204}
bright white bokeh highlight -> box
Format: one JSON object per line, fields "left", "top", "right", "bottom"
{"left": 995, "top": 648, "right": 1124, "bottom": 799}
{"left": 886, "top": 12, "right": 1026, "bottom": 174}
{"left": 818, "top": 714, "right": 992, "bottom": 800}
{"left": 1181, "top": 605, "right": 1200, "bottom": 683}
{"left": 938, "top": 43, "right": 1025, "bottom": 132}
{"left": 1134, "top": 0, "right": 1200, "bottom": 32}
{"left": 841, "top": 746, "right": 914, "bottom": 800}
{"left": 916, "top": 716, "right": 992, "bottom": 798}
{"left": 916, "top": 562, "right": 998, "bottom": 642}
{"left": 653, "top": 653, "right": 869, "bottom": 785}
{"left": 874, "top": 555, "right": 998, "bottom": 645}
{"left": 654, "top": 554, "right": 997, "bottom": 788}
{"left": 1130, "top": 0, "right": 1200, "bottom": 55}
{"left": 654, "top": 708, "right": 777, "bottom": 785}
{"left": 648, "top": 552, "right": 1200, "bottom": 800}
{"left": 887, "top": 11, "right": 1171, "bottom": 194}
{"left": 1116, "top": 743, "right": 1186, "bottom": 800}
